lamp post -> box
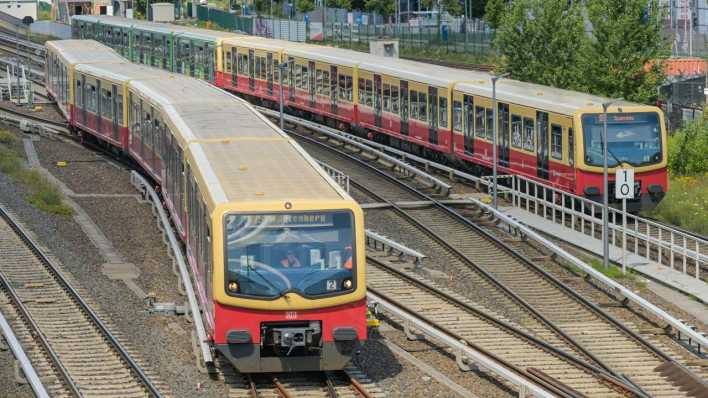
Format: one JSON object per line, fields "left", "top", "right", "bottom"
{"left": 601, "top": 98, "right": 622, "bottom": 269}
{"left": 491, "top": 72, "right": 509, "bottom": 209}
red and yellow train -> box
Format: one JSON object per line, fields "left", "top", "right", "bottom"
{"left": 46, "top": 39, "right": 367, "bottom": 373}
{"left": 72, "top": 15, "right": 669, "bottom": 212}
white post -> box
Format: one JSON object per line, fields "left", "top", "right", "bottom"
{"left": 622, "top": 198, "right": 627, "bottom": 274}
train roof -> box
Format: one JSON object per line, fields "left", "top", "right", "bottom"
{"left": 46, "top": 40, "right": 124, "bottom": 65}
{"left": 73, "top": 15, "right": 240, "bottom": 40}
{"left": 75, "top": 61, "right": 173, "bottom": 82}
{"left": 188, "top": 137, "right": 343, "bottom": 204}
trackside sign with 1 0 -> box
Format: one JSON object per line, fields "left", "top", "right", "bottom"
{"left": 615, "top": 169, "right": 635, "bottom": 199}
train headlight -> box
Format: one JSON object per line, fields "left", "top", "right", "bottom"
{"left": 343, "top": 279, "right": 353, "bottom": 290}
{"left": 227, "top": 281, "right": 239, "bottom": 293}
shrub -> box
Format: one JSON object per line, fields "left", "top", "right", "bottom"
{"left": 648, "top": 175, "right": 708, "bottom": 235}
{"left": 0, "top": 147, "right": 22, "bottom": 175}
{"left": 0, "top": 130, "right": 16, "bottom": 145}
{"left": 668, "top": 121, "right": 708, "bottom": 175}
{"left": 17, "top": 170, "right": 73, "bottom": 216}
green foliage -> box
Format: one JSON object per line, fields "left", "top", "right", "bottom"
{"left": 495, "top": 0, "right": 586, "bottom": 89}
{"left": 327, "top": 0, "right": 351, "bottom": 10}
{"left": 0, "top": 147, "right": 21, "bottom": 175}
{"left": 494, "top": 0, "right": 667, "bottom": 104}
{"left": 667, "top": 120, "right": 708, "bottom": 175}
{"left": 588, "top": 258, "right": 637, "bottom": 280}
{"left": 484, "top": 0, "right": 507, "bottom": 28}
{"left": 647, "top": 175, "right": 708, "bottom": 235}
{"left": 365, "top": 0, "right": 394, "bottom": 16}
{"left": 0, "top": 130, "right": 16, "bottom": 145}
{"left": 296, "top": 0, "right": 315, "bottom": 13}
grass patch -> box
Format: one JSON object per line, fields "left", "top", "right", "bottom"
{"left": 0, "top": 144, "right": 73, "bottom": 216}
{"left": 645, "top": 174, "right": 708, "bottom": 236}
{"left": 587, "top": 258, "right": 637, "bottom": 280}
{"left": 0, "top": 130, "right": 16, "bottom": 145}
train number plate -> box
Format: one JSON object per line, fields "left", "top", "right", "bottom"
{"left": 285, "top": 311, "right": 298, "bottom": 320}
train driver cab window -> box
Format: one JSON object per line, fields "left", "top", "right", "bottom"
{"left": 523, "top": 117, "right": 535, "bottom": 151}
{"left": 224, "top": 211, "right": 356, "bottom": 298}
{"left": 453, "top": 100, "right": 462, "bottom": 132}
{"left": 439, "top": 97, "right": 448, "bottom": 128}
{"left": 551, "top": 124, "right": 563, "bottom": 160}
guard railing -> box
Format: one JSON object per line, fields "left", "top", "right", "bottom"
{"left": 317, "top": 160, "right": 350, "bottom": 193}
{"left": 365, "top": 229, "right": 426, "bottom": 266}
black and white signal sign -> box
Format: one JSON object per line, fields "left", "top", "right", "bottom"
{"left": 615, "top": 169, "right": 634, "bottom": 200}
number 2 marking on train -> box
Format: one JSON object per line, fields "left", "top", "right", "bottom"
{"left": 285, "top": 311, "right": 298, "bottom": 320}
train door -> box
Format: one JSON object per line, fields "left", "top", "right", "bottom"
{"left": 400, "top": 80, "right": 409, "bottom": 136}
{"left": 266, "top": 53, "right": 274, "bottom": 95}
{"left": 248, "top": 50, "right": 256, "bottom": 91}
{"left": 463, "top": 95, "right": 474, "bottom": 154}
{"left": 96, "top": 80, "right": 102, "bottom": 133}
{"left": 81, "top": 75, "right": 87, "bottom": 126}
{"left": 428, "top": 86, "right": 438, "bottom": 145}
{"left": 330, "top": 65, "right": 338, "bottom": 114}
{"left": 374, "top": 75, "right": 382, "bottom": 127}
{"left": 288, "top": 57, "right": 295, "bottom": 102}
{"left": 499, "top": 103, "right": 510, "bottom": 166}
{"left": 112, "top": 84, "right": 119, "bottom": 141}
{"left": 536, "top": 111, "right": 549, "bottom": 179}
{"left": 309, "top": 61, "right": 316, "bottom": 107}
{"left": 231, "top": 49, "right": 238, "bottom": 87}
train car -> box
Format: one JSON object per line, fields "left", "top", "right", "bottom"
{"left": 44, "top": 40, "right": 124, "bottom": 121}
{"left": 68, "top": 16, "right": 668, "bottom": 211}
{"left": 46, "top": 39, "right": 367, "bottom": 373}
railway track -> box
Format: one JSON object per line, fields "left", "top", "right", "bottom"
{"left": 291, "top": 129, "right": 708, "bottom": 398}
{"left": 0, "top": 205, "right": 168, "bottom": 398}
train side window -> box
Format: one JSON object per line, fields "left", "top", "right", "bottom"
{"left": 347, "top": 76, "right": 353, "bottom": 102}
{"left": 101, "top": 89, "right": 113, "bottom": 121}
{"left": 511, "top": 115, "right": 522, "bottom": 148}
{"left": 418, "top": 92, "right": 427, "bottom": 122}
{"left": 410, "top": 90, "right": 419, "bottom": 119}
{"left": 391, "top": 86, "right": 399, "bottom": 114}
{"left": 76, "top": 80, "right": 83, "bottom": 108}
{"left": 259, "top": 57, "right": 267, "bottom": 80}
{"left": 226, "top": 50, "right": 232, "bottom": 72}
{"left": 302, "top": 65, "right": 309, "bottom": 91}
{"left": 316, "top": 69, "right": 323, "bottom": 94}
{"left": 485, "top": 108, "right": 494, "bottom": 139}
{"left": 322, "top": 71, "right": 330, "bottom": 96}
{"left": 116, "top": 93, "right": 123, "bottom": 125}
{"left": 439, "top": 96, "right": 448, "bottom": 128}
{"left": 365, "top": 80, "right": 373, "bottom": 107}
{"left": 338, "top": 75, "right": 347, "bottom": 101}
{"left": 255, "top": 57, "right": 261, "bottom": 80}
{"left": 523, "top": 117, "right": 535, "bottom": 151}
{"left": 358, "top": 78, "right": 365, "bottom": 105}
{"left": 551, "top": 124, "right": 563, "bottom": 160}
{"left": 383, "top": 84, "right": 391, "bottom": 112}
{"left": 474, "top": 106, "right": 485, "bottom": 138}
{"left": 453, "top": 100, "right": 462, "bottom": 133}
{"left": 568, "top": 128, "right": 574, "bottom": 166}
{"left": 88, "top": 85, "right": 97, "bottom": 113}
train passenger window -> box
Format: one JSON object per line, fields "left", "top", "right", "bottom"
{"left": 259, "top": 57, "right": 267, "bottom": 80}
{"left": 453, "top": 101, "right": 462, "bottom": 132}
{"left": 439, "top": 97, "right": 448, "bottom": 128}
{"left": 226, "top": 50, "right": 232, "bottom": 72}
{"left": 551, "top": 124, "right": 563, "bottom": 160}
{"left": 315, "top": 69, "right": 323, "bottom": 94}
{"left": 87, "top": 85, "right": 97, "bottom": 113}
{"left": 391, "top": 86, "right": 399, "bottom": 114}
{"left": 255, "top": 57, "right": 261, "bottom": 80}
{"left": 568, "top": 128, "right": 574, "bottom": 166}
{"left": 511, "top": 115, "right": 522, "bottom": 148}
{"left": 410, "top": 90, "right": 419, "bottom": 119}
{"left": 116, "top": 94, "right": 123, "bottom": 125}
{"left": 418, "top": 92, "right": 427, "bottom": 122}
{"left": 358, "top": 78, "right": 365, "bottom": 105}
{"left": 523, "top": 117, "right": 535, "bottom": 151}
{"left": 475, "top": 106, "right": 485, "bottom": 137}
{"left": 347, "top": 76, "right": 354, "bottom": 102}
{"left": 339, "top": 75, "right": 348, "bottom": 101}
{"left": 76, "top": 80, "right": 82, "bottom": 108}
{"left": 295, "top": 65, "right": 303, "bottom": 88}
{"left": 302, "top": 65, "right": 309, "bottom": 91}
{"left": 383, "top": 84, "right": 391, "bottom": 112}
{"left": 485, "top": 108, "right": 494, "bottom": 139}
{"left": 101, "top": 89, "right": 113, "bottom": 121}
{"left": 365, "top": 80, "right": 373, "bottom": 107}
{"left": 322, "top": 71, "right": 330, "bottom": 96}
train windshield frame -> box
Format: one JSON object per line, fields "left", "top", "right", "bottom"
{"left": 223, "top": 210, "right": 356, "bottom": 299}
{"left": 581, "top": 112, "right": 662, "bottom": 168}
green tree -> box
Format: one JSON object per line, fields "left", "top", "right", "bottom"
{"left": 296, "top": 0, "right": 315, "bottom": 13}
{"left": 580, "top": 0, "right": 666, "bottom": 103}
{"left": 494, "top": 0, "right": 586, "bottom": 89}
{"left": 484, "top": 0, "right": 508, "bottom": 28}
{"left": 494, "top": 0, "right": 666, "bottom": 104}
{"left": 365, "top": 0, "right": 394, "bottom": 17}
{"left": 327, "top": 0, "right": 352, "bottom": 10}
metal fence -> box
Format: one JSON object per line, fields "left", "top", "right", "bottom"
{"left": 323, "top": 22, "right": 495, "bottom": 57}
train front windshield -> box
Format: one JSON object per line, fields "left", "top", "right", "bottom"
{"left": 224, "top": 211, "right": 356, "bottom": 299}
{"left": 581, "top": 112, "right": 662, "bottom": 167}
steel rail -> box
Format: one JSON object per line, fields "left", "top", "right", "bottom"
{"left": 290, "top": 129, "right": 652, "bottom": 392}
{"left": 0, "top": 205, "right": 166, "bottom": 398}
{"left": 0, "top": 293, "right": 51, "bottom": 398}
